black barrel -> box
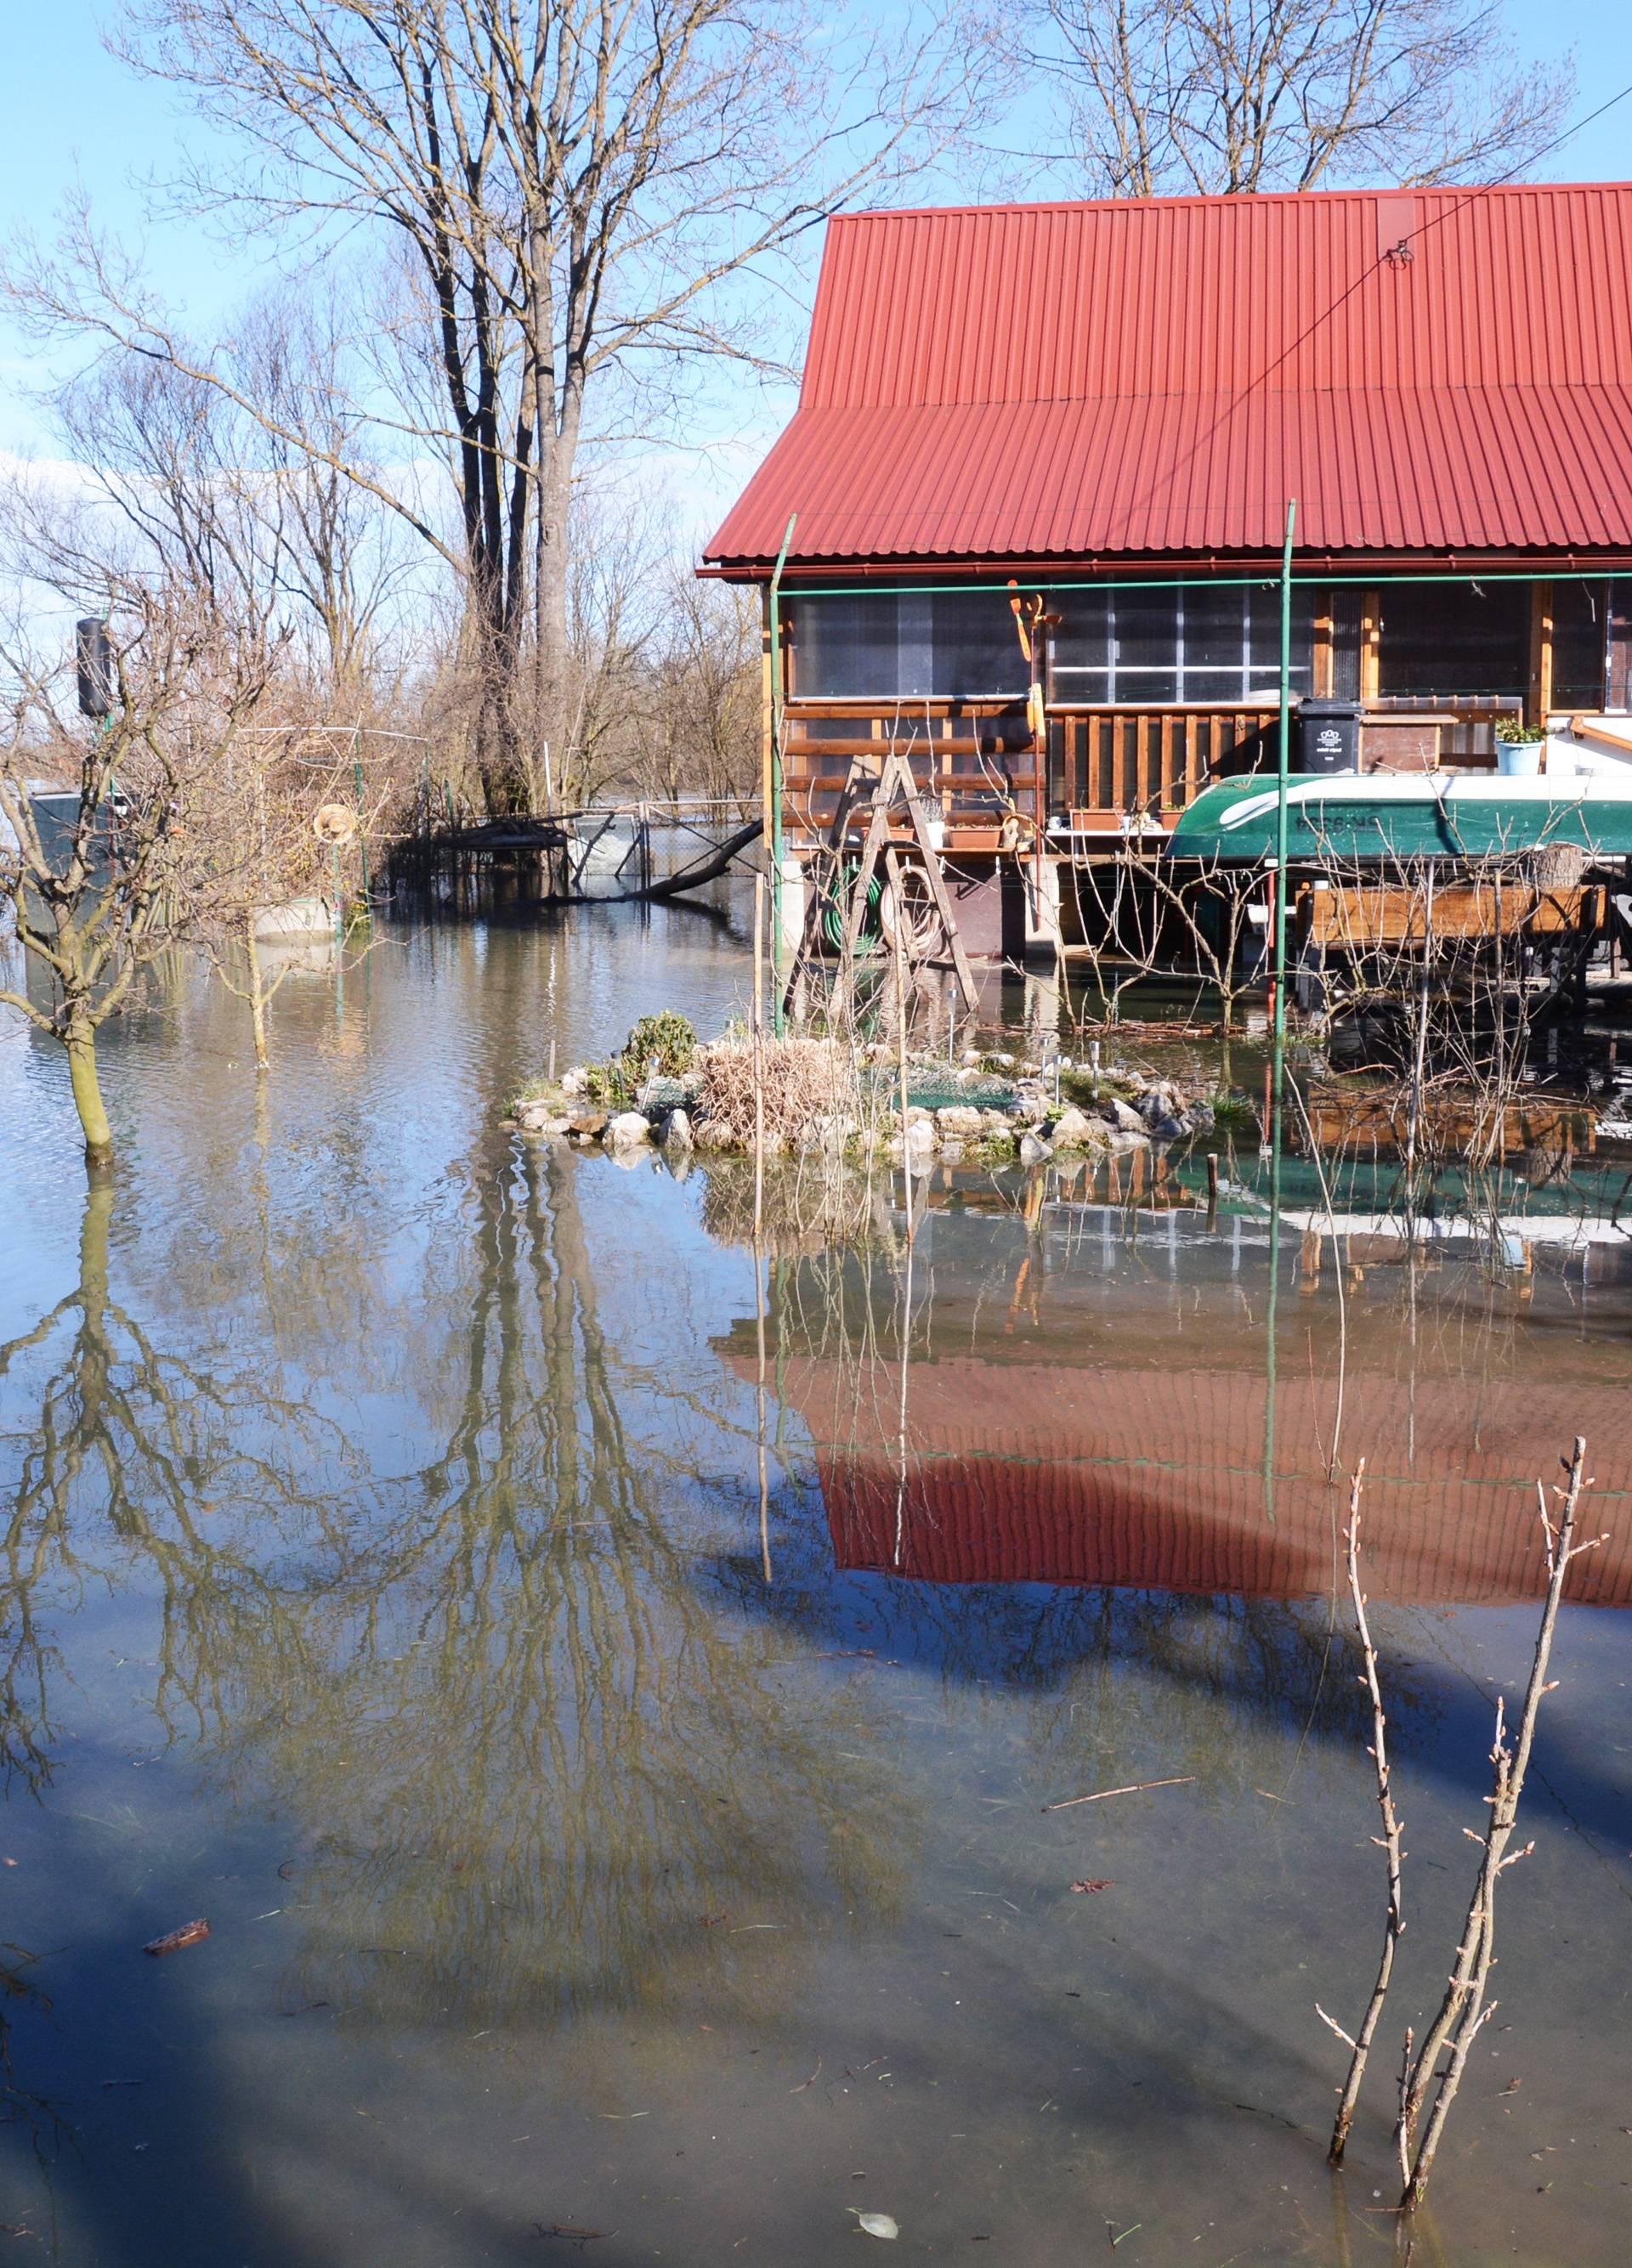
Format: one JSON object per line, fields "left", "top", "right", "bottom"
{"left": 1298, "top": 697, "right": 1362, "bottom": 774}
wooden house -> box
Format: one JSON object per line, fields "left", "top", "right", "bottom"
{"left": 703, "top": 184, "right": 1632, "bottom": 962}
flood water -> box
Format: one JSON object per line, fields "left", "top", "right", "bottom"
{"left": 3, "top": 890, "right": 1631, "bottom": 2265}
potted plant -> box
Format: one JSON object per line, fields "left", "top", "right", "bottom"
{"left": 1495, "top": 713, "right": 1548, "bottom": 776}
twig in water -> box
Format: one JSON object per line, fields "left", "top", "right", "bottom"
{"left": 1323, "top": 1461, "right": 1406, "bottom": 2167}
{"left": 1396, "top": 1438, "right": 1605, "bottom": 2212}
{"left": 1041, "top": 1777, "right": 1195, "bottom": 1814}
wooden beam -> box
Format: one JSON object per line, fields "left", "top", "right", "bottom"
{"left": 1360, "top": 589, "right": 1382, "bottom": 704}
{"left": 1608, "top": 579, "right": 1632, "bottom": 711}
{"left": 1313, "top": 591, "right": 1334, "bottom": 698}
{"left": 760, "top": 585, "right": 775, "bottom": 870}
{"left": 1527, "top": 579, "right": 1555, "bottom": 727}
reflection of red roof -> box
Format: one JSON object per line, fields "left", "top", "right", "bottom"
{"left": 777, "top": 1357, "right": 1632, "bottom": 1606}
{"left": 706, "top": 185, "right": 1632, "bottom": 569}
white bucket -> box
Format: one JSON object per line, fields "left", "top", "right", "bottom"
{"left": 1497, "top": 743, "right": 1544, "bottom": 778}
{"left": 253, "top": 896, "right": 336, "bottom": 941}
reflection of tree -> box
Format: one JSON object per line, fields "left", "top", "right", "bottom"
{"left": 0, "top": 1175, "right": 360, "bottom": 1779}
{"left": 230, "top": 1143, "right": 910, "bottom": 2085}
{"left": 0, "top": 1152, "right": 914, "bottom": 2101}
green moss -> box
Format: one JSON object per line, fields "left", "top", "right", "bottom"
{"left": 1058, "top": 1068, "right": 1137, "bottom": 1110}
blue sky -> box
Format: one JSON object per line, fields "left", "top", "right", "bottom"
{"left": 3, "top": 0, "right": 1630, "bottom": 493}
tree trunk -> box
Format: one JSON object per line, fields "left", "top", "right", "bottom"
{"left": 532, "top": 457, "right": 573, "bottom": 803}
{"left": 246, "top": 921, "right": 270, "bottom": 1072}
{"left": 67, "top": 1021, "right": 114, "bottom": 1163}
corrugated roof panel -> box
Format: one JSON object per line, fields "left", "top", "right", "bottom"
{"left": 711, "top": 384, "right": 1632, "bottom": 564}
{"left": 709, "top": 183, "right": 1632, "bottom": 566}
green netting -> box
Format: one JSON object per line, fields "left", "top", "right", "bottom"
{"left": 865, "top": 1070, "right": 1019, "bottom": 1111}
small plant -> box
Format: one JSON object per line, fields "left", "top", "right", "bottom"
{"left": 1208, "top": 1092, "right": 1260, "bottom": 1131}
{"left": 507, "top": 1072, "right": 563, "bottom": 1114}
{"left": 1494, "top": 715, "right": 1546, "bottom": 744}
{"left": 620, "top": 1010, "right": 696, "bottom": 1083}
{"left": 582, "top": 1060, "right": 632, "bottom": 1109}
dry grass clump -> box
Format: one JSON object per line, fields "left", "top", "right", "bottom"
{"left": 693, "top": 1034, "right": 868, "bottom": 1149}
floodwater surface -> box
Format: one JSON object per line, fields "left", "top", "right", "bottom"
{"left": 2, "top": 892, "right": 1630, "bottom": 2266}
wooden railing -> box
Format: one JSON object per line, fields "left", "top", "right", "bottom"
{"left": 779, "top": 700, "right": 1042, "bottom": 853}
{"left": 779, "top": 698, "right": 1532, "bottom": 852}
{"left": 1049, "top": 707, "right": 1279, "bottom": 831}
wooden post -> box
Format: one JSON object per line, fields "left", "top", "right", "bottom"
{"left": 759, "top": 585, "right": 775, "bottom": 895}
{"left": 1527, "top": 580, "right": 1555, "bottom": 729}
{"left": 1312, "top": 591, "right": 1335, "bottom": 698}
{"left": 752, "top": 873, "right": 767, "bottom": 1238}
{"left": 1360, "top": 589, "right": 1383, "bottom": 704}
{"left": 1608, "top": 580, "right": 1632, "bottom": 710}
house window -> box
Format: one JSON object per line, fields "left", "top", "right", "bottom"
{"left": 789, "top": 591, "right": 1027, "bottom": 698}
{"left": 1377, "top": 581, "right": 1528, "bottom": 698}
{"left": 1050, "top": 583, "right": 1314, "bottom": 703}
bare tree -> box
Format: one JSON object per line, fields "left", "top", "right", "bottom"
{"left": 11, "top": 2, "right": 999, "bottom": 812}
{"left": 0, "top": 573, "right": 275, "bottom": 1163}
{"left": 54, "top": 299, "right": 410, "bottom": 698}
{"left": 1034, "top": 0, "right": 1571, "bottom": 196}
{"left": 634, "top": 570, "right": 760, "bottom": 809}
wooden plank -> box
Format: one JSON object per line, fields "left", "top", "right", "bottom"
{"left": 760, "top": 585, "right": 775, "bottom": 871}
{"left": 1306, "top": 882, "right": 1601, "bottom": 948}
{"left": 1528, "top": 580, "right": 1555, "bottom": 727}
{"left": 1313, "top": 591, "right": 1334, "bottom": 698}
{"left": 1609, "top": 580, "right": 1632, "bottom": 710}
{"left": 1360, "top": 590, "right": 1382, "bottom": 704}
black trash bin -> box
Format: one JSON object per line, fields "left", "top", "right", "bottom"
{"left": 1298, "top": 697, "right": 1362, "bottom": 774}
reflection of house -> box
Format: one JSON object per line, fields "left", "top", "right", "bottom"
{"left": 723, "top": 1201, "right": 1632, "bottom": 1608}
{"left": 775, "top": 1354, "right": 1632, "bottom": 1609}
{"left": 705, "top": 185, "right": 1632, "bottom": 955}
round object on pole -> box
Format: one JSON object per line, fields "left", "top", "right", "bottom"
{"left": 312, "top": 800, "right": 359, "bottom": 845}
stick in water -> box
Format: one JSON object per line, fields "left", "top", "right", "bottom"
{"left": 1041, "top": 1776, "right": 1196, "bottom": 1813}
{"left": 1397, "top": 1437, "right": 1605, "bottom": 2212}
{"left": 1319, "top": 1461, "right": 1406, "bottom": 2168}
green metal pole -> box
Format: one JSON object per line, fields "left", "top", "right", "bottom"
{"left": 1272, "top": 498, "right": 1297, "bottom": 1045}
{"left": 768, "top": 512, "right": 797, "bottom": 1037}
{"left": 1262, "top": 1044, "right": 1284, "bottom": 1528}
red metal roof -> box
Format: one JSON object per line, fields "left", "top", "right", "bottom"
{"left": 705, "top": 183, "right": 1632, "bottom": 571}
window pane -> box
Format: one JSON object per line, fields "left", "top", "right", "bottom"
{"left": 790, "top": 595, "right": 899, "bottom": 697}
{"left": 1051, "top": 589, "right": 1111, "bottom": 672}
{"left": 1379, "top": 582, "right": 1528, "bottom": 698}
{"left": 1114, "top": 589, "right": 1176, "bottom": 673}
{"left": 897, "top": 592, "right": 934, "bottom": 696}
{"left": 1183, "top": 585, "right": 1247, "bottom": 675}
{"left": 1180, "top": 668, "right": 1246, "bottom": 701}
{"left": 1553, "top": 579, "right": 1606, "bottom": 710}
{"left": 931, "top": 591, "right": 1027, "bottom": 695}
{"left": 1329, "top": 590, "right": 1363, "bottom": 700}
{"left": 1247, "top": 585, "right": 1315, "bottom": 691}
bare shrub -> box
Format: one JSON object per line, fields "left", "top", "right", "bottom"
{"left": 694, "top": 1034, "right": 869, "bottom": 1151}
